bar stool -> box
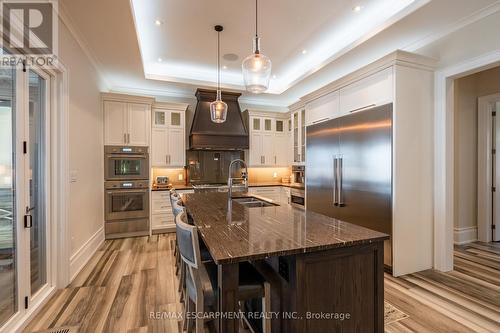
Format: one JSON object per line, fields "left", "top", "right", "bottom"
{"left": 176, "top": 212, "right": 271, "bottom": 333}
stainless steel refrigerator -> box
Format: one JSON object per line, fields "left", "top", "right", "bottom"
{"left": 306, "top": 104, "right": 393, "bottom": 267}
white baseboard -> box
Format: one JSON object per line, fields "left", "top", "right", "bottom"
{"left": 454, "top": 226, "right": 478, "bottom": 245}
{"left": 69, "top": 226, "right": 105, "bottom": 281}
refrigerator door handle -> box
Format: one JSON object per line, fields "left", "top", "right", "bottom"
{"left": 338, "top": 156, "right": 345, "bottom": 207}
{"left": 333, "top": 156, "right": 338, "bottom": 206}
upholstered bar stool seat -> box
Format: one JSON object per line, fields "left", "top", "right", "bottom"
{"left": 176, "top": 212, "right": 271, "bottom": 333}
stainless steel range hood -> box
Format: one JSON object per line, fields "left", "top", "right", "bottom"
{"left": 189, "top": 89, "right": 249, "bottom": 150}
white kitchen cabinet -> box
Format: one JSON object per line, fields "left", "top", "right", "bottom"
{"left": 292, "top": 51, "right": 436, "bottom": 276}
{"left": 291, "top": 109, "right": 306, "bottom": 164}
{"left": 151, "top": 102, "right": 188, "bottom": 167}
{"left": 103, "top": 100, "right": 151, "bottom": 146}
{"left": 249, "top": 186, "right": 281, "bottom": 202}
{"left": 104, "top": 101, "right": 127, "bottom": 145}
{"left": 244, "top": 110, "right": 291, "bottom": 167}
{"left": 305, "top": 90, "right": 340, "bottom": 126}
{"left": 339, "top": 67, "right": 394, "bottom": 116}
{"left": 274, "top": 134, "right": 289, "bottom": 166}
{"left": 151, "top": 191, "right": 175, "bottom": 232}
{"left": 281, "top": 186, "right": 291, "bottom": 205}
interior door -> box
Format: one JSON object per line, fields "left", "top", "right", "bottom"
{"left": 128, "top": 103, "right": 149, "bottom": 146}
{"left": 305, "top": 118, "right": 340, "bottom": 217}
{"left": 494, "top": 101, "right": 500, "bottom": 241}
{"left": 104, "top": 101, "right": 127, "bottom": 145}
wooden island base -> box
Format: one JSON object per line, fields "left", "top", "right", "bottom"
{"left": 252, "top": 242, "right": 384, "bottom": 333}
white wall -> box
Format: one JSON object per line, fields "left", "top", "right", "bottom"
{"left": 58, "top": 18, "right": 107, "bottom": 258}
{"left": 453, "top": 66, "right": 500, "bottom": 242}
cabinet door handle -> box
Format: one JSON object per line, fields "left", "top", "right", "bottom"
{"left": 124, "top": 133, "right": 127, "bottom": 144}
{"left": 263, "top": 156, "right": 266, "bottom": 164}
{"left": 169, "top": 155, "right": 171, "bottom": 164}
{"left": 275, "top": 156, "right": 277, "bottom": 164}
{"left": 127, "top": 133, "right": 130, "bottom": 144}
{"left": 349, "top": 104, "right": 376, "bottom": 114}
{"left": 166, "top": 155, "right": 168, "bottom": 165}
{"left": 312, "top": 117, "right": 330, "bottom": 124}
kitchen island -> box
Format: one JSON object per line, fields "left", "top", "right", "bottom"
{"left": 182, "top": 192, "right": 389, "bottom": 333}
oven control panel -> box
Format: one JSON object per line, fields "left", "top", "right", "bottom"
{"left": 105, "top": 180, "right": 149, "bottom": 190}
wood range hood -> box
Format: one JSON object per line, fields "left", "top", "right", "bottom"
{"left": 189, "top": 89, "right": 249, "bottom": 150}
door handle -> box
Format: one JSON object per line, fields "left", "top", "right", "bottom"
{"left": 333, "top": 157, "right": 338, "bottom": 206}
{"left": 275, "top": 156, "right": 277, "bottom": 164}
{"left": 263, "top": 156, "right": 266, "bottom": 164}
{"left": 166, "top": 155, "right": 168, "bottom": 165}
{"left": 338, "top": 156, "right": 345, "bottom": 207}
{"left": 127, "top": 133, "right": 130, "bottom": 144}
{"left": 124, "top": 133, "right": 127, "bottom": 144}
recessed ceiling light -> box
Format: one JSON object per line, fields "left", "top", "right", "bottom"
{"left": 272, "top": 74, "right": 277, "bottom": 79}
{"left": 154, "top": 19, "right": 163, "bottom": 26}
{"left": 157, "top": 57, "right": 163, "bottom": 62}
{"left": 223, "top": 65, "right": 228, "bottom": 70}
{"left": 353, "top": 5, "right": 362, "bottom": 12}
{"left": 302, "top": 49, "right": 307, "bottom": 54}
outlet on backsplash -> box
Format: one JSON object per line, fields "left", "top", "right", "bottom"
{"left": 247, "top": 167, "right": 291, "bottom": 183}
{"left": 152, "top": 168, "right": 186, "bottom": 186}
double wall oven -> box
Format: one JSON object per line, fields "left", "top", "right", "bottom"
{"left": 104, "top": 146, "right": 150, "bottom": 239}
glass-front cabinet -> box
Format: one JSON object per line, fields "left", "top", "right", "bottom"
{"left": 151, "top": 103, "right": 188, "bottom": 168}
{"left": 291, "top": 109, "right": 305, "bottom": 164}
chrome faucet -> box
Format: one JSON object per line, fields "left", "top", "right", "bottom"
{"left": 227, "top": 159, "right": 248, "bottom": 201}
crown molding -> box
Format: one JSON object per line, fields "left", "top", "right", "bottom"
{"left": 403, "top": 0, "right": 500, "bottom": 53}
{"left": 58, "top": 2, "right": 110, "bottom": 89}
{"left": 152, "top": 101, "right": 189, "bottom": 111}
{"left": 101, "top": 92, "right": 155, "bottom": 104}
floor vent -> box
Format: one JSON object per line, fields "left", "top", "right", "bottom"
{"left": 33, "top": 326, "right": 79, "bottom": 333}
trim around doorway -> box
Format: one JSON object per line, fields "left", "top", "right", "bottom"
{"left": 434, "top": 49, "right": 500, "bottom": 272}
{"left": 477, "top": 93, "right": 500, "bottom": 242}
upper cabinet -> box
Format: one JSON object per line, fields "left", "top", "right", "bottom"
{"left": 291, "top": 109, "right": 306, "bottom": 165}
{"left": 243, "top": 110, "right": 290, "bottom": 167}
{"left": 103, "top": 93, "right": 154, "bottom": 146}
{"left": 151, "top": 102, "right": 188, "bottom": 167}
{"left": 305, "top": 90, "right": 340, "bottom": 126}
{"left": 338, "top": 67, "right": 393, "bottom": 116}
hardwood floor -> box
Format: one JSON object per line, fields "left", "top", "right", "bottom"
{"left": 23, "top": 238, "right": 500, "bottom": 333}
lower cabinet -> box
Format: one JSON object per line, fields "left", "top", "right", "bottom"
{"left": 151, "top": 191, "right": 175, "bottom": 232}
{"left": 151, "top": 189, "right": 195, "bottom": 233}
{"left": 248, "top": 186, "right": 285, "bottom": 203}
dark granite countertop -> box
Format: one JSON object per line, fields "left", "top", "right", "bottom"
{"left": 151, "top": 182, "right": 304, "bottom": 191}
{"left": 182, "top": 192, "right": 389, "bottom": 265}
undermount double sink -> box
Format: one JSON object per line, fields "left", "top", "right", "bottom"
{"left": 232, "top": 197, "right": 279, "bottom": 208}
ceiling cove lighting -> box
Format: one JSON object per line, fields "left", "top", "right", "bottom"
{"left": 210, "top": 25, "right": 228, "bottom": 124}
{"left": 242, "top": 0, "right": 272, "bottom": 94}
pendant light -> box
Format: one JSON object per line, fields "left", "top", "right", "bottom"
{"left": 242, "top": 0, "right": 272, "bottom": 94}
{"left": 210, "top": 25, "right": 228, "bottom": 123}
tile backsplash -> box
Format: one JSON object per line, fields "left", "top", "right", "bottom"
{"left": 248, "top": 167, "right": 291, "bottom": 183}
{"left": 152, "top": 168, "right": 186, "bottom": 186}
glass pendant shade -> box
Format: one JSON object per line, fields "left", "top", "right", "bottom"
{"left": 242, "top": 37, "right": 272, "bottom": 94}
{"left": 210, "top": 90, "right": 228, "bottom": 123}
